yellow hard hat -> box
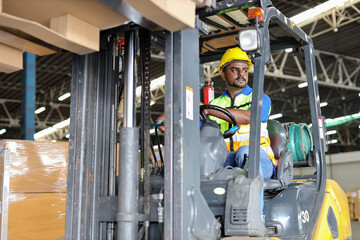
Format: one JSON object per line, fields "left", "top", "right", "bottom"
{"left": 218, "top": 47, "right": 252, "bottom": 73}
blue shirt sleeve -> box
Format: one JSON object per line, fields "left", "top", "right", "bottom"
{"left": 249, "top": 94, "right": 271, "bottom": 122}
{"left": 261, "top": 94, "right": 271, "bottom": 122}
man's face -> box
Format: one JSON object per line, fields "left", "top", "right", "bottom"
{"left": 221, "top": 61, "right": 249, "bottom": 90}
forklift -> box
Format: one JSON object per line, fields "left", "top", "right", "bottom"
{"left": 64, "top": 0, "right": 351, "bottom": 239}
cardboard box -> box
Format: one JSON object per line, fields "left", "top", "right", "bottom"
{"left": 6, "top": 193, "right": 66, "bottom": 240}
{"left": 0, "top": 42, "right": 22, "bottom": 73}
{"left": 0, "top": 140, "right": 68, "bottom": 240}
{"left": 0, "top": 0, "right": 129, "bottom": 73}
{"left": 0, "top": 29, "right": 56, "bottom": 56}
{"left": 50, "top": 14, "right": 100, "bottom": 54}
{"left": 347, "top": 190, "right": 360, "bottom": 221}
{"left": 124, "top": 0, "right": 196, "bottom": 32}
{"left": 0, "top": 140, "right": 68, "bottom": 193}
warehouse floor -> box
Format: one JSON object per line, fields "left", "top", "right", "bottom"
{"left": 352, "top": 221, "right": 360, "bottom": 239}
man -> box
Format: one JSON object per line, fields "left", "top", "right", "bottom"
{"left": 205, "top": 47, "right": 275, "bottom": 217}
{"left": 157, "top": 47, "right": 275, "bottom": 177}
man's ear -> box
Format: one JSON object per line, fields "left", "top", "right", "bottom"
{"left": 221, "top": 71, "right": 226, "bottom": 81}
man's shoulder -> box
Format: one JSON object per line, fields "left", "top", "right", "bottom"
{"left": 262, "top": 93, "right": 271, "bottom": 103}
{"left": 240, "top": 85, "right": 252, "bottom": 96}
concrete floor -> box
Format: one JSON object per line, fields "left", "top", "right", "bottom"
{"left": 352, "top": 221, "right": 360, "bottom": 239}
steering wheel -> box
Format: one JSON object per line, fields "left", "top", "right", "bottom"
{"left": 200, "top": 105, "right": 239, "bottom": 139}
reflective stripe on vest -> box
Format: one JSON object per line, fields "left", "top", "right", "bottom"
{"left": 223, "top": 122, "right": 276, "bottom": 165}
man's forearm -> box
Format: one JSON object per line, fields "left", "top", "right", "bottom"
{"left": 207, "top": 108, "right": 251, "bottom": 125}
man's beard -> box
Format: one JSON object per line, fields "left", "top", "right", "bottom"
{"left": 226, "top": 76, "right": 247, "bottom": 89}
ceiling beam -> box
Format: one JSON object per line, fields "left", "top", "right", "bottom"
{"left": 292, "top": 0, "right": 360, "bottom": 38}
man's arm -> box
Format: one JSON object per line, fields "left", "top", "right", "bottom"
{"left": 203, "top": 94, "right": 271, "bottom": 125}
{"left": 205, "top": 108, "right": 251, "bottom": 125}
{"left": 201, "top": 102, "right": 250, "bottom": 125}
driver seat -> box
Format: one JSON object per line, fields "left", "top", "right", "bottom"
{"left": 264, "top": 120, "right": 293, "bottom": 190}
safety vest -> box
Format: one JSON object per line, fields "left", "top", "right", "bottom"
{"left": 209, "top": 86, "right": 276, "bottom": 166}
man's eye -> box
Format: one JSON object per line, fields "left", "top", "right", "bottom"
{"left": 230, "top": 67, "right": 247, "bottom": 74}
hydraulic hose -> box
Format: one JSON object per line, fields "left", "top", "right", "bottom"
{"left": 154, "top": 123, "right": 165, "bottom": 170}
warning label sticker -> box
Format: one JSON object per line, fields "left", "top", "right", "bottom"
{"left": 186, "top": 86, "right": 193, "bottom": 120}
{"left": 318, "top": 116, "right": 324, "bottom": 139}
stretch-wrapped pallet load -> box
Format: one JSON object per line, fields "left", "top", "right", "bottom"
{"left": 346, "top": 189, "right": 360, "bottom": 221}
{"left": 347, "top": 189, "right": 360, "bottom": 221}
{"left": 0, "top": 140, "right": 68, "bottom": 240}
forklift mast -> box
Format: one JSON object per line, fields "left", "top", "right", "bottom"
{"left": 65, "top": 0, "right": 328, "bottom": 239}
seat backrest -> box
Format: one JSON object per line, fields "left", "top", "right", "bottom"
{"left": 265, "top": 120, "right": 293, "bottom": 189}
{"left": 267, "top": 120, "right": 287, "bottom": 159}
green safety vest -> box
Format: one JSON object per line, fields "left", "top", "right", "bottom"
{"left": 209, "top": 86, "right": 275, "bottom": 165}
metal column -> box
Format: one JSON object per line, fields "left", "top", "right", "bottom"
{"left": 21, "top": 52, "right": 36, "bottom": 140}
{"left": 65, "top": 34, "right": 119, "bottom": 240}
{"left": 247, "top": 54, "right": 265, "bottom": 179}
{"left": 164, "top": 28, "right": 219, "bottom": 240}
{"left": 247, "top": 22, "right": 270, "bottom": 179}
{"left": 117, "top": 30, "right": 140, "bottom": 240}
{"left": 304, "top": 42, "right": 326, "bottom": 191}
{"left": 303, "top": 40, "right": 327, "bottom": 240}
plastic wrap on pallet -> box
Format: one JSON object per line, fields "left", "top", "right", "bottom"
{"left": 347, "top": 189, "right": 360, "bottom": 221}
{"left": 0, "top": 140, "right": 68, "bottom": 193}
{"left": 7, "top": 193, "right": 66, "bottom": 240}
{"left": 0, "top": 140, "right": 68, "bottom": 240}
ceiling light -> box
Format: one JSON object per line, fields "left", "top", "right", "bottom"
{"left": 285, "top": 48, "right": 293, "bottom": 53}
{"left": 269, "top": 113, "right": 283, "bottom": 120}
{"left": 320, "top": 102, "right": 328, "bottom": 107}
{"left": 298, "top": 82, "right": 308, "bottom": 88}
{"left": 34, "top": 118, "right": 70, "bottom": 140}
{"left": 136, "top": 75, "right": 165, "bottom": 96}
{"left": 53, "top": 118, "right": 70, "bottom": 129}
{"left": 58, "top": 92, "right": 71, "bottom": 101}
{"left": 327, "top": 130, "right": 337, "bottom": 135}
{"left": 291, "top": 0, "right": 350, "bottom": 25}
{"left": 327, "top": 139, "right": 338, "bottom": 144}
{"left": 0, "top": 129, "right": 6, "bottom": 135}
{"left": 35, "top": 107, "right": 46, "bottom": 114}
{"left": 34, "top": 127, "right": 56, "bottom": 139}
{"left": 151, "top": 75, "right": 166, "bottom": 88}
{"left": 352, "top": 112, "right": 360, "bottom": 118}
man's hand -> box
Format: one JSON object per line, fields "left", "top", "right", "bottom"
{"left": 203, "top": 105, "right": 251, "bottom": 125}
{"left": 155, "top": 114, "right": 165, "bottom": 132}
{"left": 157, "top": 103, "right": 208, "bottom": 132}
{"left": 199, "top": 102, "right": 209, "bottom": 115}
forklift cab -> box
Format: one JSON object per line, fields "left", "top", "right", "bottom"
{"left": 65, "top": 0, "right": 352, "bottom": 239}
{"left": 194, "top": 2, "right": 328, "bottom": 238}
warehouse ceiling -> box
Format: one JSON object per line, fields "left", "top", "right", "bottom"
{"left": 0, "top": 0, "right": 359, "bottom": 152}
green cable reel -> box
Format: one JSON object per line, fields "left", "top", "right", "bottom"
{"left": 287, "top": 123, "right": 313, "bottom": 162}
